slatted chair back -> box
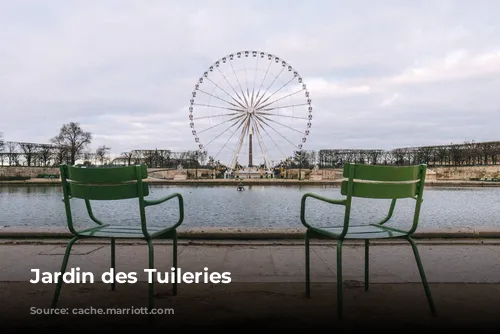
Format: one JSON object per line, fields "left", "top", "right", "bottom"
{"left": 340, "top": 163, "right": 427, "bottom": 233}
{"left": 59, "top": 164, "right": 149, "bottom": 235}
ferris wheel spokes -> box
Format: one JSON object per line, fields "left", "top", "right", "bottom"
{"left": 213, "top": 114, "right": 249, "bottom": 165}
{"left": 196, "top": 87, "right": 247, "bottom": 110}
{"left": 215, "top": 66, "right": 248, "bottom": 108}
{"left": 253, "top": 57, "right": 273, "bottom": 102}
{"left": 204, "top": 76, "right": 247, "bottom": 109}
{"left": 196, "top": 113, "right": 245, "bottom": 135}
{"left": 228, "top": 116, "right": 251, "bottom": 170}
{"left": 254, "top": 76, "right": 296, "bottom": 110}
{"left": 254, "top": 119, "right": 289, "bottom": 160}
{"left": 257, "top": 115, "right": 304, "bottom": 134}
{"left": 194, "top": 112, "right": 241, "bottom": 121}
{"left": 256, "top": 112, "right": 308, "bottom": 120}
{"left": 252, "top": 122, "right": 273, "bottom": 170}
{"left": 257, "top": 103, "right": 310, "bottom": 112}
{"left": 192, "top": 103, "right": 245, "bottom": 113}
{"left": 203, "top": 115, "right": 247, "bottom": 149}
{"left": 253, "top": 66, "right": 286, "bottom": 109}
{"left": 254, "top": 114, "right": 300, "bottom": 148}
{"left": 253, "top": 87, "right": 305, "bottom": 110}
{"left": 188, "top": 51, "right": 313, "bottom": 171}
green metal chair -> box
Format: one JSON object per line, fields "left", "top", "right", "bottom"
{"left": 52, "top": 164, "right": 184, "bottom": 311}
{"left": 301, "top": 163, "right": 436, "bottom": 320}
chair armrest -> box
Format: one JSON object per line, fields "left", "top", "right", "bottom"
{"left": 300, "top": 193, "right": 346, "bottom": 229}
{"left": 375, "top": 198, "right": 397, "bottom": 225}
{"left": 144, "top": 193, "right": 184, "bottom": 229}
{"left": 376, "top": 224, "right": 413, "bottom": 235}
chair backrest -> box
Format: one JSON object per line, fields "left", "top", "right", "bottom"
{"left": 61, "top": 164, "right": 149, "bottom": 200}
{"left": 338, "top": 163, "right": 427, "bottom": 235}
{"left": 341, "top": 163, "right": 426, "bottom": 200}
{"left": 59, "top": 164, "right": 149, "bottom": 234}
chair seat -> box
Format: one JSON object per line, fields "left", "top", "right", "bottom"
{"left": 77, "top": 225, "right": 172, "bottom": 238}
{"left": 310, "top": 224, "right": 408, "bottom": 239}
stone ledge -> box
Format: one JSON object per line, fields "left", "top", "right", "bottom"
{"left": 2, "top": 179, "right": 500, "bottom": 187}
{"left": 1, "top": 226, "right": 499, "bottom": 239}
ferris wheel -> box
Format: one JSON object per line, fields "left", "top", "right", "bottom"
{"left": 188, "top": 50, "right": 312, "bottom": 172}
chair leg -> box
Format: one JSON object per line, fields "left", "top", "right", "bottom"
{"left": 364, "top": 240, "right": 369, "bottom": 292}
{"left": 407, "top": 236, "right": 437, "bottom": 316}
{"left": 111, "top": 238, "right": 116, "bottom": 291}
{"left": 172, "top": 229, "right": 178, "bottom": 296}
{"left": 305, "top": 229, "right": 311, "bottom": 298}
{"left": 51, "top": 236, "right": 79, "bottom": 308}
{"left": 146, "top": 239, "right": 155, "bottom": 312}
{"left": 336, "top": 239, "right": 344, "bottom": 320}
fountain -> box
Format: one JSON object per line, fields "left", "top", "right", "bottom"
{"left": 173, "top": 163, "right": 188, "bottom": 180}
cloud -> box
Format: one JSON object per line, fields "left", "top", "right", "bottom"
{"left": 1, "top": 0, "right": 499, "bottom": 164}
{"left": 307, "top": 78, "right": 371, "bottom": 98}
{"left": 386, "top": 49, "right": 500, "bottom": 85}
{"left": 380, "top": 93, "right": 400, "bottom": 107}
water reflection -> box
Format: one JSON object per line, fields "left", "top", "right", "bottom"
{"left": 0, "top": 184, "right": 499, "bottom": 229}
{"left": 3, "top": 185, "right": 60, "bottom": 195}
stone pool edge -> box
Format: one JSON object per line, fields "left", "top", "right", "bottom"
{"left": 2, "top": 179, "right": 500, "bottom": 187}
{"left": 1, "top": 226, "right": 499, "bottom": 239}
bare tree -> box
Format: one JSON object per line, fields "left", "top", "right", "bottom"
{"left": 82, "top": 151, "right": 93, "bottom": 166}
{"left": 51, "top": 122, "right": 92, "bottom": 165}
{"left": 53, "top": 145, "right": 69, "bottom": 165}
{"left": 19, "top": 142, "right": 38, "bottom": 166}
{"left": 0, "top": 132, "right": 4, "bottom": 153}
{"left": 121, "top": 152, "right": 134, "bottom": 166}
{"left": 0, "top": 132, "right": 4, "bottom": 166}
{"left": 6, "top": 142, "right": 19, "bottom": 166}
{"left": 37, "top": 144, "right": 55, "bottom": 166}
{"left": 132, "top": 150, "right": 143, "bottom": 165}
{"left": 197, "top": 150, "right": 208, "bottom": 166}
{"left": 95, "top": 145, "right": 111, "bottom": 165}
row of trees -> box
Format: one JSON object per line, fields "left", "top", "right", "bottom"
{"left": 1, "top": 125, "right": 500, "bottom": 169}
{"left": 0, "top": 123, "right": 100, "bottom": 167}
{"left": 0, "top": 123, "right": 210, "bottom": 168}
{"left": 111, "top": 150, "right": 208, "bottom": 168}
{"left": 317, "top": 141, "right": 500, "bottom": 168}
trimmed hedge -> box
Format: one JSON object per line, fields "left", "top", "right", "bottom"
{"left": 0, "top": 176, "right": 31, "bottom": 181}
{"left": 37, "top": 174, "right": 59, "bottom": 179}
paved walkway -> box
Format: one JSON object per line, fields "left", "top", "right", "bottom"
{"left": 2, "top": 239, "right": 499, "bottom": 283}
{"left": 1, "top": 239, "right": 500, "bottom": 330}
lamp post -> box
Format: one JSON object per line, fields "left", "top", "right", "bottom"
{"left": 298, "top": 155, "right": 301, "bottom": 181}
{"left": 195, "top": 152, "right": 198, "bottom": 179}
{"left": 298, "top": 151, "right": 303, "bottom": 180}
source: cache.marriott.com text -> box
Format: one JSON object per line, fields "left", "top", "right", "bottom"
{"left": 30, "top": 307, "right": 174, "bottom": 315}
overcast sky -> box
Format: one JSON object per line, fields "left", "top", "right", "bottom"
{"left": 1, "top": 0, "right": 499, "bottom": 164}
